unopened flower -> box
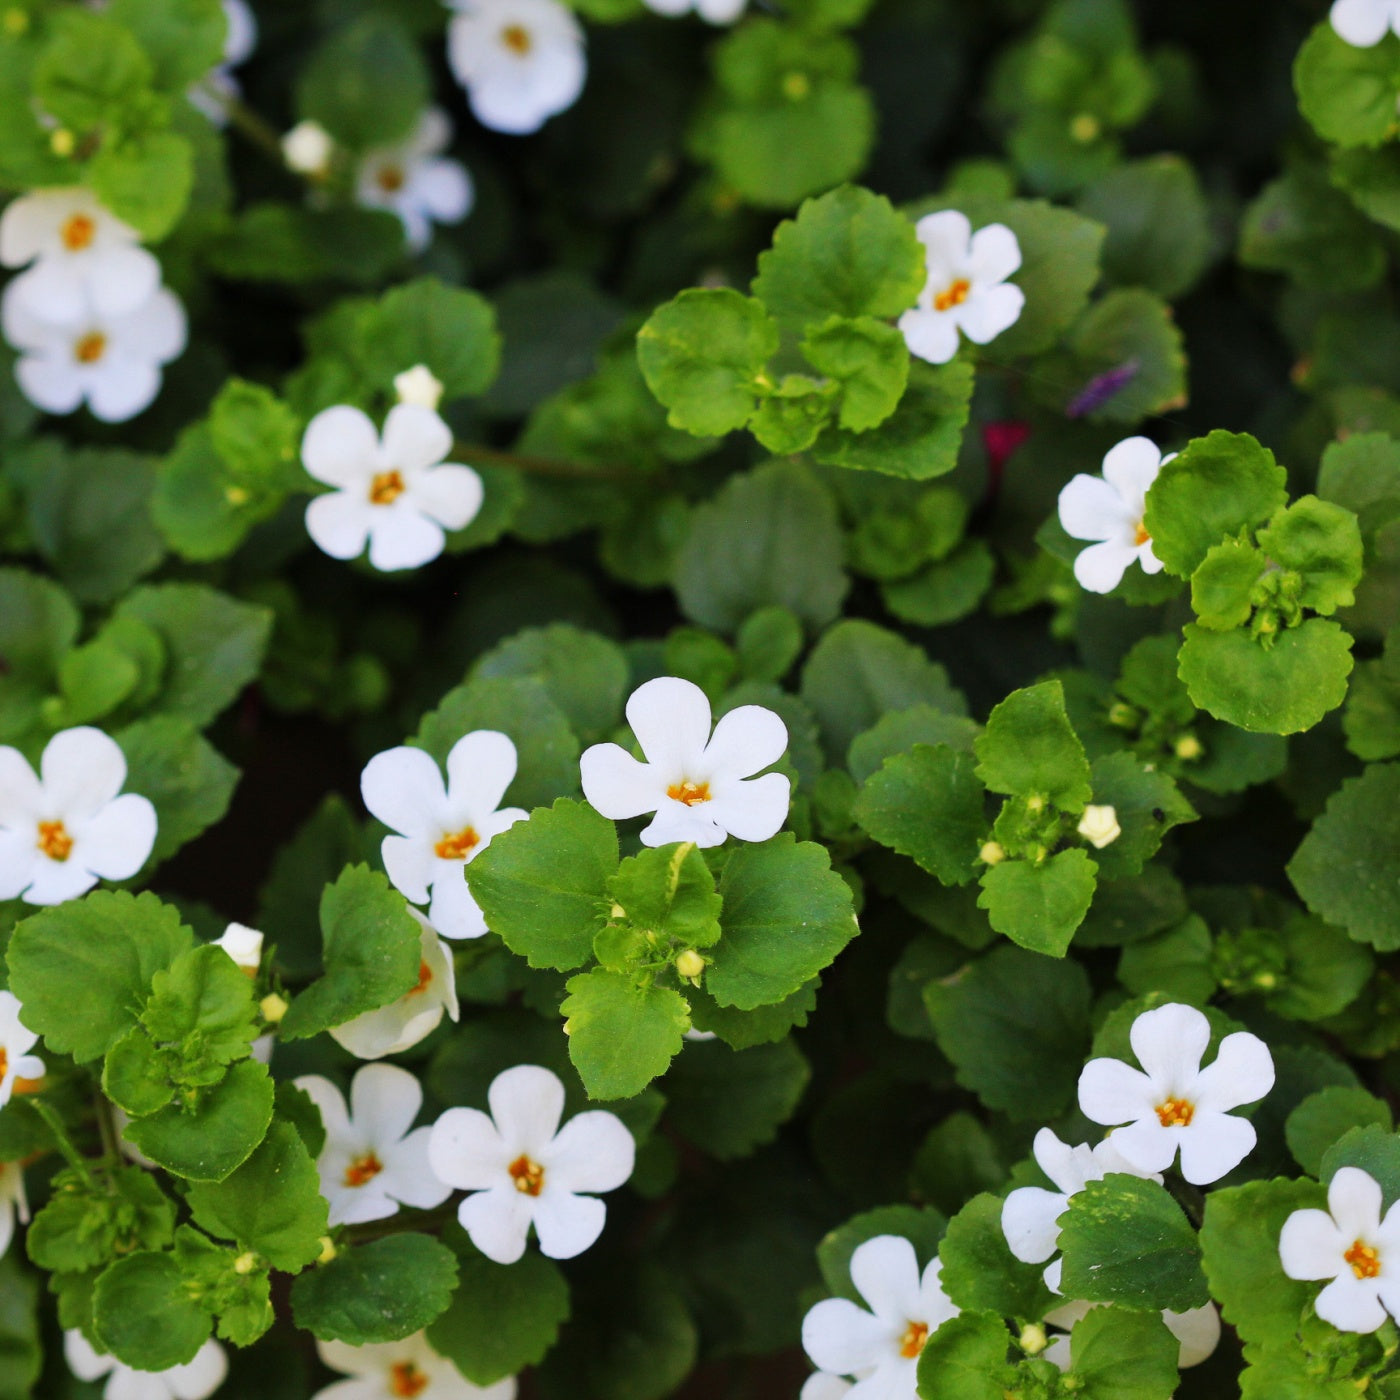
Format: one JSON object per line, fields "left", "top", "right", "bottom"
{"left": 580, "top": 676, "right": 790, "bottom": 849}
{"left": 0, "top": 993, "right": 44, "bottom": 1111}
{"left": 0, "top": 187, "right": 160, "bottom": 322}
{"left": 640, "top": 0, "right": 746, "bottom": 23}
{"left": 446, "top": 0, "right": 586, "bottom": 136}
{"left": 360, "top": 731, "right": 527, "bottom": 940}
{"left": 1078, "top": 1002, "right": 1274, "bottom": 1185}
{"left": 801, "top": 1234, "right": 959, "bottom": 1399}
{"left": 1077, "top": 805, "right": 1120, "bottom": 849}
{"left": 189, "top": 0, "right": 258, "bottom": 124}
{"left": 295, "top": 1064, "right": 451, "bottom": 1227}
{"left": 1057, "top": 437, "right": 1170, "bottom": 594}
{"left": 395, "top": 364, "right": 445, "bottom": 411}
{"left": 0, "top": 727, "right": 157, "bottom": 906}
{"left": 329, "top": 911, "right": 460, "bottom": 1060}
{"left": 314, "top": 1332, "right": 515, "bottom": 1400}
{"left": 0, "top": 1160, "right": 29, "bottom": 1261}
{"left": 1040, "top": 1299, "right": 1220, "bottom": 1370}
{"left": 1280, "top": 1166, "right": 1400, "bottom": 1333}
{"left": 3, "top": 281, "right": 186, "bottom": 423}
{"left": 301, "top": 404, "right": 484, "bottom": 571}
{"left": 428, "top": 1064, "right": 634, "bottom": 1265}
{"left": 214, "top": 922, "right": 263, "bottom": 973}
{"left": 283, "top": 119, "right": 334, "bottom": 177}
{"left": 357, "top": 109, "right": 474, "bottom": 253}
{"left": 1001, "top": 1128, "right": 1160, "bottom": 1292}
{"left": 1330, "top": 0, "right": 1400, "bottom": 46}
{"left": 898, "top": 211, "right": 1024, "bottom": 366}
{"left": 64, "top": 1332, "right": 227, "bottom": 1400}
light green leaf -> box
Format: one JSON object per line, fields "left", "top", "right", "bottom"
{"left": 1068, "top": 1307, "right": 1180, "bottom": 1400}
{"left": 1085, "top": 750, "right": 1196, "bottom": 880}
{"left": 1256, "top": 496, "right": 1365, "bottom": 617}
{"left": 977, "top": 849, "right": 1097, "bottom": 957}
{"left": 800, "top": 315, "right": 909, "bottom": 432}
{"left": 109, "top": 0, "right": 226, "bottom": 91}
{"left": 1191, "top": 538, "right": 1265, "bottom": 631}
{"left": 938, "top": 1193, "right": 1053, "bottom": 1319}
{"left": 916, "top": 1311, "right": 1012, "bottom": 1400}
{"left": 560, "top": 968, "right": 690, "bottom": 1100}
{"left": 1295, "top": 22, "right": 1400, "bottom": 149}
{"left": 607, "top": 844, "right": 723, "bottom": 953}
{"left": 975, "top": 680, "right": 1092, "bottom": 811}
{"left": 1286, "top": 1087, "right": 1394, "bottom": 1177}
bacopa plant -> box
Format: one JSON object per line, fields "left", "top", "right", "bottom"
{"left": 6, "top": 0, "right": 1400, "bottom": 1397}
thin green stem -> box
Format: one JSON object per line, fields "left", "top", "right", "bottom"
{"left": 453, "top": 441, "right": 629, "bottom": 482}
{"left": 196, "top": 82, "right": 291, "bottom": 169}
{"left": 30, "top": 1096, "right": 96, "bottom": 1185}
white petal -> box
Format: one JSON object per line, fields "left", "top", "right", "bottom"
{"left": 382, "top": 835, "right": 434, "bottom": 905}
{"left": 849, "top": 1235, "right": 923, "bottom": 1326}
{"left": 19, "top": 856, "right": 97, "bottom": 906}
{"left": 458, "top": 1185, "right": 534, "bottom": 1264}
{"left": 0, "top": 832, "right": 38, "bottom": 901}
{"left": 1001, "top": 1187, "right": 1069, "bottom": 1265}
{"left": 1102, "top": 1118, "right": 1182, "bottom": 1177}
{"left": 1058, "top": 475, "right": 1135, "bottom": 544}
{"left": 625, "top": 676, "right": 713, "bottom": 778}
{"left": 1073, "top": 539, "right": 1137, "bottom": 594}
{"left": 366, "top": 505, "right": 446, "bottom": 571}
{"left": 411, "top": 463, "right": 483, "bottom": 531}
{"left": 0, "top": 747, "right": 42, "bottom": 827}
{"left": 898, "top": 307, "right": 960, "bottom": 366}
{"left": 110, "top": 286, "right": 187, "bottom": 364}
{"left": 306, "top": 490, "right": 374, "bottom": 561}
{"left": 86, "top": 357, "right": 162, "bottom": 424}
{"left": 532, "top": 1188, "right": 607, "bottom": 1259}
{"left": 489, "top": 1064, "right": 564, "bottom": 1154}
{"left": 73, "top": 794, "right": 156, "bottom": 880}
{"left": 704, "top": 705, "right": 788, "bottom": 781}
{"left": 361, "top": 746, "right": 447, "bottom": 840}
{"left": 955, "top": 283, "right": 1025, "bottom": 345}
{"left": 1128, "top": 1003, "right": 1210, "bottom": 1095}
{"left": 86, "top": 245, "right": 162, "bottom": 320}
{"left": 801, "top": 1298, "right": 892, "bottom": 1378}
{"left": 1100, "top": 437, "right": 1162, "bottom": 514}
{"left": 302, "top": 405, "right": 380, "bottom": 488}
{"left": 15, "top": 352, "right": 83, "bottom": 416}
{"left": 967, "top": 223, "right": 1022, "bottom": 284}
{"left": 414, "top": 160, "right": 475, "bottom": 223}
{"left": 1192, "top": 1032, "right": 1274, "bottom": 1113}
{"left": 40, "top": 726, "right": 127, "bottom": 820}
{"left": 914, "top": 210, "right": 973, "bottom": 273}
{"left": 1330, "top": 1167, "right": 1385, "bottom": 1241}
{"left": 429, "top": 1107, "right": 509, "bottom": 1191}
{"left": 916, "top": 1258, "right": 960, "bottom": 1330}
{"left": 166, "top": 1339, "right": 228, "bottom": 1400}
{"left": 801, "top": 1376, "right": 854, "bottom": 1400}
{"left": 1316, "top": 1274, "right": 1388, "bottom": 1332}
{"left": 1176, "top": 1111, "right": 1256, "bottom": 1185}
{"left": 704, "top": 773, "right": 790, "bottom": 843}
{"left": 294, "top": 1074, "right": 352, "bottom": 1142}
{"left": 411, "top": 106, "right": 454, "bottom": 157}
{"left": 1077, "top": 1057, "right": 1157, "bottom": 1126}
{"left": 544, "top": 1110, "right": 635, "bottom": 1194}
{"left": 64, "top": 1330, "right": 116, "bottom": 1381}
{"left": 445, "top": 731, "right": 518, "bottom": 824}
{"left": 1163, "top": 1303, "right": 1221, "bottom": 1367}
{"left": 381, "top": 1125, "right": 453, "bottom": 1209}
{"left": 1332, "top": 0, "right": 1393, "bottom": 45}
{"left": 7, "top": 260, "right": 87, "bottom": 324}
{"left": 351, "top": 1062, "right": 422, "bottom": 1145}
{"left": 579, "top": 744, "right": 662, "bottom": 820}
{"left": 639, "top": 803, "right": 728, "bottom": 849}
{"left": 330, "top": 998, "right": 443, "bottom": 1060}
{"left": 382, "top": 404, "right": 452, "bottom": 472}
{"left": 428, "top": 864, "right": 489, "bottom": 940}
{"left": 1033, "top": 1129, "right": 1096, "bottom": 1195}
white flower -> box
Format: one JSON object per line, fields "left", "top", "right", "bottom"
{"left": 64, "top": 1332, "right": 227, "bottom": 1400}
{"left": 898, "top": 211, "right": 1024, "bottom": 366}
{"left": 1076, "top": 805, "right": 1121, "bottom": 850}
{"left": 1331, "top": 0, "right": 1400, "bottom": 46}
{"left": 800, "top": 1235, "right": 959, "bottom": 1399}
{"left": 428, "top": 1064, "right": 634, "bottom": 1265}
{"left": 1078, "top": 1002, "right": 1274, "bottom": 1186}
{"left": 214, "top": 922, "right": 263, "bottom": 973}
{"left": 329, "top": 910, "right": 460, "bottom": 1061}
{"left": 0, "top": 187, "right": 160, "bottom": 322}
{"left": 0, "top": 993, "right": 44, "bottom": 1110}
{"left": 295, "top": 1064, "right": 452, "bottom": 1228}
{"left": 579, "top": 676, "right": 790, "bottom": 849}
{"left": 395, "top": 365, "right": 445, "bottom": 411}
{"left": 1040, "top": 1299, "right": 1220, "bottom": 1370}
{"left": 1001, "top": 1128, "right": 1160, "bottom": 1292}
{"left": 360, "top": 731, "right": 527, "bottom": 940}
{"left": 189, "top": 0, "right": 258, "bottom": 125}
{"left": 640, "top": 0, "right": 746, "bottom": 23}
{"left": 3, "top": 280, "right": 186, "bottom": 423}
{"left": 1280, "top": 1166, "right": 1400, "bottom": 1333}
{"left": 356, "top": 109, "right": 474, "bottom": 253}
{"left": 0, "top": 1159, "right": 29, "bottom": 1261}
{"left": 446, "top": 0, "right": 586, "bottom": 136}
{"left": 800, "top": 1378, "right": 853, "bottom": 1400}
{"left": 313, "top": 1332, "right": 515, "bottom": 1400}
{"left": 283, "top": 119, "right": 335, "bottom": 177}
{"left": 0, "top": 727, "right": 157, "bottom": 906}
{"left": 302, "top": 404, "right": 484, "bottom": 572}
{"left": 1057, "top": 437, "right": 1172, "bottom": 595}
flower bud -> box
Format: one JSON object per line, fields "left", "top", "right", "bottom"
{"left": 259, "top": 992, "right": 288, "bottom": 1024}
{"left": 979, "top": 840, "right": 1006, "bottom": 866}
{"left": 1077, "top": 804, "right": 1121, "bottom": 849}
{"left": 282, "top": 120, "right": 334, "bottom": 176}
{"left": 394, "top": 364, "right": 445, "bottom": 411}
{"left": 1018, "top": 1322, "right": 1047, "bottom": 1356}
{"left": 49, "top": 128, "right": 74, "bottom": 157}
{"left": 317, "top": 1236, "right": 337, "bottom": 1264}
{"left": 675, "top": 949, "right": 705, "bottom": 981}
{"left": 233, "top": 1251, "right": 258, "bottom": 1275}
{"left": 1175, "top": 734, "right": 1204, "bottom": 762}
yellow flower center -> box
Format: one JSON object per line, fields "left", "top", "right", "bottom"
{"left": 434, "top": 826, "right": 480, "bottom": 861}
{"left": 343, "top": 1152, "right": 384, "bottom": 1188}
{"left": 61, "top": 213, "right": 96, "bottom": 251}
{"left": 369, "top": 469, "right": 406, "bottom": 505}
{"left": 73, "top": 332, "right": 107, "bottom": 365}
{"left": 933, "top": 278, "right": 971, "bottom": 313}
{"left": 509, "top": 1154, "right": 545, "bottom": 1196}
{"left": 405, "top": 960, "right": 434, "bottom": 998}
{"left": 666, "top": 780, "right": 710, "bottom": 807}
{"left": 389, "top": 1362, "right": 429, "bottom": 1398}
{"left": 1134, "top": 520, "right": 1151, "bottom": 546}
{"left": 377, "top": 165, "right": 406, "bottom": 193}
{"left": 36, "top": 820, "right": 73, "bottom": 861}
{"left": 900, "top": 1320, "right": 930, "bottom": 1359}
{"left": 500, "top": 23, "right": 532, "bottom": 53}
{"left": 1347, "top": 1240, "right": 1382, "bottom": 1280}
{"left": 1155, "top": 1097, "right": 1194, "bottom": 1128}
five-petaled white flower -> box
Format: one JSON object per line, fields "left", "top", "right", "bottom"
{"left": 330, "top": 910, "right": 461, "bottom": 1061}
{"left": 428, "top": 1064, "right": 635, "bottom": 1265}
{"left": 800, "top": 1234, "right": 959, "bottom": 1400}
{"left": 0, "top": 993, "right": 44, "bottom": 1111}
{"left": 0, "top": 727, "right": 157, "bottom": 906}
{"left": 1001, "top": 1127, "right": 1161, "bottom": 1293}
{"left": 3, "top": 281, "right": 187, "bottom": 423}
{"left": 579, "top": 676, "right": 791, "bottom": 849}
{"left": 0, "top": 1159, "right": 29, "bottom": 1261}
{"left": 898, "top": 211, "right": 1025, "bottom": 366}
{"left": 1058, "top": 437, "right": 1172, "bottom": 595}
{"left": 313, "top": 1332, "right": 516, "bottom": 1400}
{"left": 64, "top": 1331, "right": 227, "bottom": 1400}
{"left": 356, "top": 109, "right": 475, "bottom": 253}
{"left": 446, "top": 0, "right": 586, "bottom": 136}
{"left": 0, "top": 187, "right": 160, "bottom": 323}
{"left": 1280, "top": 1166, "right": 1400, "bottom": 1333}
{"left": 360, "top": 731, "right": 527, "bottom": 940}
{"left": 1078, "top": 1002, "right": 1274, "bottom": 1185}
{"left": 640, "top": 0, "right": 746, "bottom": 23}
{"left": 302, "top": 404, "right": 484, "bottom": 572}
{"left": 295, "top": 1064, "right": 452, "bottom": 1228}
{"left": 1331, "top": 0, "right": 1400, "bottom": 46}
{"left": 1040, "top": 1299, "right": 1221, "bottom": 1370}
{"left": 189, "top": 0, "right": 258, "bottom": 125}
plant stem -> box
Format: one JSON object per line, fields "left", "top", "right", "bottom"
{"left": 197, "top": 83, "right": 289, "bottom": 169}
{"left": 453, "top": 441, "right": 629, "bottom": 482}
{"left": 30, "top": 1097, "right": 96, "bottom": 1185}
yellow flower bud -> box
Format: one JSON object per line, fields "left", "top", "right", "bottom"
{"left": 259, "top": 992, "right": 288, "bottom": 1024}
{"left": 233, "top": 1251, "right": 258, "bottom": 1275}
{"left": 49, "top": 128, "right": 75, "bottom": 157}
{"left": 317, "top": 1236, "right": 337, "bottom": 1264}
{"left": 675, "top": 950, "right": 705, "bottom": 981}
{"left": 979, "top": 840, "right": 1006, "bottom": 866}
{"left": 1175, "top": 735, "right": 1204, "bottom": 762}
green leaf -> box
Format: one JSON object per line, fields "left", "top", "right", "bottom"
{"left": 1295, "top": 22, "right": 1400, "bottom": 149}
{"left": 33, "top": 10, "right": 152, "bottom": 131}
{"left": 0, "top": 1255, "right": 41, "bottom": 1400}
{"left": 707, "top": 835, "right": 860, "bottom": 1009}
{"left": 1286, "top": 1087, "right": 1394, "bottom": 1177}
{"left": 7, "top": 892, "right": 193, "bottom": 1063}
{"left": 1320, "top": 1124, "right": 1400, "bottom": 1206}
{"left": 27, "top": 1167, "right": 174, "bottom": 1274}
{"left": 1085, "top": 751, "right": 1196, "bottom": 881}
{"left": 185, "top": 1119, "right": 329, "bottom": 1271}
{"left": 1178, "top": 620, "right": 1354, "bottom": 735}
{"left": 141, "top": 944, "right": 259, "bottom": 1068}
{"left": 1256, "top": 496, "right": 1365, "bottom": 617}
{"left": 749, "top": 374, "right": 836, "bottom": 455}
{"left": 975, "top": 680, "right": 1092, "bottom": 811}
{"left": 1142, "top": 430, "right": 1288, "bottom": 578}
{"left": 938, "top": 1193, "right": 1053, "bottom": 1319}
{"left": 924, "top": 945, "right": 1091, "bottom": 1119}
{"left": 279, "top": 866, "right": 423, "bottom": 1040}
{"left": 854, "top": 744, "right": 987, "bottom": 886}
{"left": 207, "top": 204, "right": 405, "bottom": 285}
{"left": 608, "top": 844, "right": 723, "bottom": 953}
{"left": 818, "top": 1206, "right": 947, "bottom": 1302}
{"left": 428, "top": 1232, "right": 571, "bottom": 1386}
{"left": 0, "top": 568, "right": 79, "bottom": 742}
{"left": 636, "top": 288, "right": 777, "bottom": 436}
{"left": 1191, "top": 538, "right": 1266, "bottom": 631}
{"left": 1067, "top": 1307, "right": 1180, "bottom": 1400}
{"left": 976, "top": 850, "right": 1094, "bottom": 957}
{"left": 109, "top": 0, "right": 226, "bottom": 90}
{"left": 295, "top": 14, "right": 428, "bottom": 148}
{"left": 916, "top": 1311, "right": 1012, "bottom": 1400}
{"left": 172, "top": 1226, "right": 273, "bottom": 1348}
{"left": 291, "top": 1236, "right": 458, "bottom": 1343}
{"left": 92, "top": 1253, "right": 211, "bottom": 1372}
{"left": 881, "top": 541, "right": 997, "bottom": 629}
{"left": 674, "top": 461, "right": 848, "bottom": 634}
{"left": 685, "top": 980, "right": 819, "bottom": 1049}
{"left": 465, "top": 799, "right": 618, "bottom": 971}
{"left": 664, "top": 1038, "right": 810, "bottom": 1160}
{"left": 560, "top": 969, "right": 690, "bottom": 1099}
{"left": 1058, "top": 1174, "right": 1209, "bottom": 1311}
{"left": 89, "top": 129, "right": 195, "bottom": 244}
{"left": 1117, "top": 916, "right": 1217, "bottom": 1004}
{"left": 848, "top": 706, "right": 980, "bottom": 785}
{"left": 799, "top": 315, "right": 909, "bottom": 432}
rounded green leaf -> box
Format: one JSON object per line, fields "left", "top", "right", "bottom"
{"left": 977, "top": 848, "right": 1098, "bottom": 957}
{"left": 1295, "top": 22, "right": 1400, "bottom": 149}
{"left": 560, "top": 969, "right": 690, "bottom": 1100}
{"left": 93, "top": 1253, "right": 211, "bottom": 1372}
{"left": 291, "top": 1236, "right": 458, "bottom": 1344}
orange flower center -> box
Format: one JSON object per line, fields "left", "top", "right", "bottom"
{"left": 434, "top": 826, "right": 480, "bottom": 861}
{"left": 36, "top": 820, "right": 73, "bottom": 861}
{"left": 500, "top": 23, "right": 532, "bottom": 53}
{"left": 73, "top": 332, "right": 107, "bottom": 365}
{"left": 0, "top": 1049, "right": 6, "bottom": 1082}
{"left": 1134, "top": 520, "right": 1151, "bottom": 546}
{"left": 1155, "top": 1096, "right": 1194, "bottom": 1128}
{"left": 509, "top": 1153, "right": 545, "bottom": 1196}
{"left": 933, "top": 278, "right": 971, "bottom": 313}
{"left": 369, "top": 470, "right": 406, "bottom": 505}
{"left": 343, "top": 1151, "right": 384, "bottom": 1188}
{"left": 1347, "top": 1240, "right": 1382, "bottom": 1280}
{"left": 900, "top": 1320, "right": 930, "bottom": 1359}
{"left": 389, "top": 1362, "right": 429, "bottom": 1398}
{"left": 405, "top": 960, "right": 434, "bottom": 998}
{"left": 61, "top": 213, "right": 96, "bottom": 251}
{"left": 666, "top": 780, "right": 711, "bottom": 807}
{"left": 377, "top": 165, "right": 406, "bottom": 193}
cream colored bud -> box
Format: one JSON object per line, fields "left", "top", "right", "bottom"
{"left": 1175, "top": 734, "right": 1204, "bottom": 762}
{"left": 233, "top": 1251, "right": 258, "bottom": 1275}
{"left": 675, "top": 950, "right": 705, "bottom": 981}
{"left": 282, "top": 120, "right": 334, "bottom": 176}
{"left": 317, "top": 1236, "right": 337, "bottom": 1264}
{"left": 1026, "top": 794, "right": 1045, "bottom": 814}
{"left": 1019, "top": 1323, "right": 1048, "bottom": 1356}
{"left": 394, "top": 364, "right": 444, "bottom": 411}
{"left": 259, "top": 992, "right": 288, "bottom": 1024}
{"left": 979, "top": 840, "right": 1006, "bottom": 866}
{"left": 1078, "top": 804, "right": 1121, "bottom": 849}
{"left": 49, "top": 127, "right": 74, "bottom": 157}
